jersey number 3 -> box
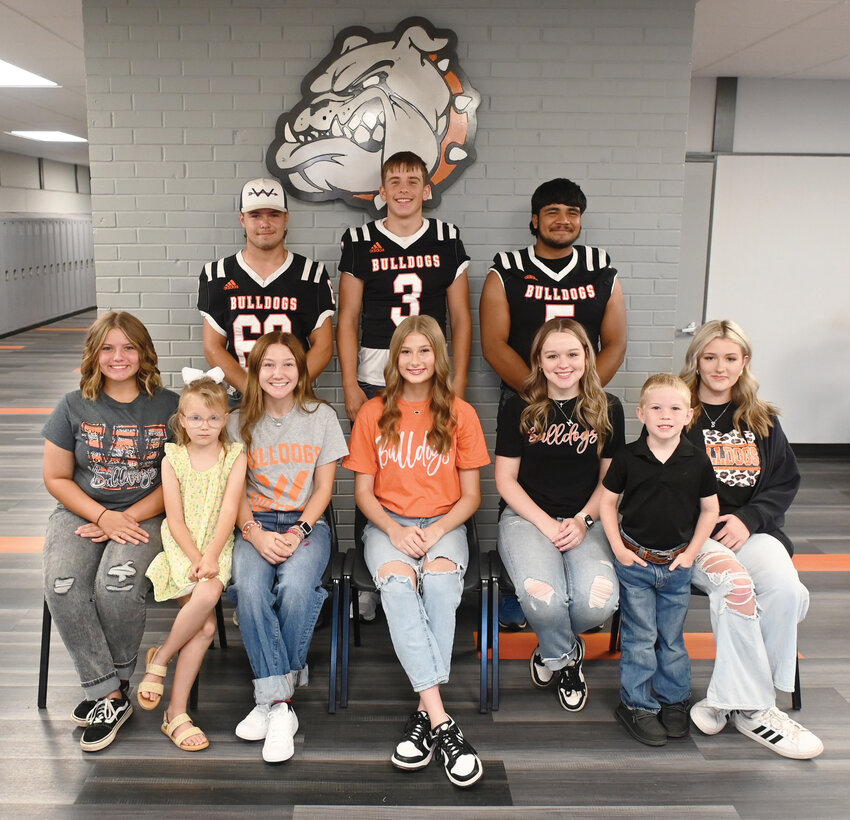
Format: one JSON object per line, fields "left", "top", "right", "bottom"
{"left": 233, "top": 313, "right": 292, "bottom": 366}
{"left": 390, "top": 273, "right": 423, "bottom": 326}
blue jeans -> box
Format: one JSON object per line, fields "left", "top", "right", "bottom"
{"left": 364, "top": 512, "right": 467, "bottom": 692}
{"left": 692, "top": 533, "right": 809, "bottom": 710}
{"left": 615, "top": 559, "right": 693, "bottom": 712}
{"left": 228, "top": 510, "right": 330, "bottom": 705}
{"left": 498, "top": 506, "right": 619, "bottom": 670}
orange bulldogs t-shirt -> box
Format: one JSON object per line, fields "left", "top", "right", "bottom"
{"left": 344, "top": 396, "right": 490, "bottom": 518}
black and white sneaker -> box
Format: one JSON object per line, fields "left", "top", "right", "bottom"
{"left": 432, "top": 718, "right": 483, "bottom": 788}
{"left": 391, "top": 709, "right": 434, "bottom": 771}
{"left": 71, "top": 681, "right": 130, "bottom": 727}
{"left": 529, "top": 645, "right": 555, "bottom": 688}
{"left": 734, "top": 707, "right": 824, "bottom": 760}
{"left": 557, "top": 636, "right": 587, "bottom": 711}
{"left": 80, "top": 692, "right": 134, "bottom": 752}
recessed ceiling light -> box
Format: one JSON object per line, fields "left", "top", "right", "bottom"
{"left": 0, "top": 59, "right": 58, "bottom": 87}
{"left": 7, "top": 131, "right": 87, "bottom": 143}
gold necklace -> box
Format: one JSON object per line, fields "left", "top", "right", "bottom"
{"left": 552, "top": 397, "right": 577, "bottom": 426}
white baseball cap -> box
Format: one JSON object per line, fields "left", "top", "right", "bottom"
{"left": 240, "top": 177, "right": 288, "bottom": 213}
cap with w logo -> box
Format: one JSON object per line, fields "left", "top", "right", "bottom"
{"left": 240, "top": 177, "right": 288, "bottom": 213}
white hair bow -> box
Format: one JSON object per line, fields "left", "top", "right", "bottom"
{"left": 181, "top": 366, "right": 226, "bottom": 385}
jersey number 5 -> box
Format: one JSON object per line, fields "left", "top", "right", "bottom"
{"left": 233, "top": 313, "right": 292, "bottom": 366}
{"left": 390, "top": 273, "right": 423, "bottom": 326}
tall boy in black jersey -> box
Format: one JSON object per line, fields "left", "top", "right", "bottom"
{"left": 337, "top": 152, "right": 472, "bottom": 422}
{"left": 481, "top": 178, "right": 627, "bottom": 630}
{"left": 197, "top": 177, "right": 335, "bottom": 393}
{"left": 480, "top": 178, "right": 627, "bottom": 392}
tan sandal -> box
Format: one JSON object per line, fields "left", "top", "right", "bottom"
{"left": 137, "top": 646, "right": 168, "bottom": 711}
{"left": 161, "top": 712, "right": 209, "bottom": 751}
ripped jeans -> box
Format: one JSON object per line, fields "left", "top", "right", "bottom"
{"left": 498, "top": 506, "right": 619, "bottom": 671}
{"left": 691, "top": 533, "right": 809, "bottom": 711}
{"left": 43, "top": 504, "right": 164, "bottom": 699}
{"left": 364, "top": 511, "right": 467, "bottom": 693}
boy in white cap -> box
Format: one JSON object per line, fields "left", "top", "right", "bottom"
{"left": 198, "top": 178, "right": 335, "bottom": 393}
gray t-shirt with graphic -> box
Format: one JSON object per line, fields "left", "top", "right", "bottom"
{"left": 42, "top": 388, "right": 179, "bottom": 509}
{"left": 228, "top": 401, "right": 348, "bottom": 513}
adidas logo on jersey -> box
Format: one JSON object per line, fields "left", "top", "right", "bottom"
{"left": 369, "top": 242, "right": 385, "bottom": 253}
{"left": 223, "top": 279, "right": 239, "bottom": 290}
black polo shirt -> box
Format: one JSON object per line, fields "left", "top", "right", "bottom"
{"left": 603, "top": 430, "right": 717, "bottom": 550}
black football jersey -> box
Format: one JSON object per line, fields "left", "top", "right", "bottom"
{"left": 489, "top": 245, "right": 617, "bottom": 365}
{"left": 197, "top": 251, "right": 335, "bottom": 367}
{"left": 339, "top": 218, "right": 469, "bottom": 349}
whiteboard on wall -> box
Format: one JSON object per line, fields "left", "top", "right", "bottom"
{"left": 706, "top": 155, "right": 850, "bottom": 444}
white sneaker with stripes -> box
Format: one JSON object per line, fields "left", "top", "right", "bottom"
{"left": 733, "top": 707, "right": 823, "bottom": 759}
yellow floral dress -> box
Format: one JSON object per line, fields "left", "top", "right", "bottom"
{"left": 147, "top": 441, "right": 243, "bottom": 601}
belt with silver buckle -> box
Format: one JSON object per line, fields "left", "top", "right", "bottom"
{"left": 622, "top": 540, "right": 688, "bottom": 565}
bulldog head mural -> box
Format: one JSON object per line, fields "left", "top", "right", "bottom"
{"left": 266, "top": 17, "right": 480, "bottom": 216}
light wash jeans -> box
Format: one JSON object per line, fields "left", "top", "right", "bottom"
{"left": 228, "top": 510, "right": 330, "bottom": 705}
{"left": 691, "top": 532, "right": 809, "bottom": 711}
{"left": 497, "top": 506, "right": 619, "bottom": 670}
{"left": 42, "top": 505, "right": 164, "bottom": 699}
{"left": 615, "top": 559, "right": 693, "bottom": 712}
{"left": 364, "top": 511, "right": 467, "bottom": 693}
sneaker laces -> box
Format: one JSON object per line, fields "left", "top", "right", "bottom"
{"left": 403, "top": 711, "right": 431, "bottom": 746}
{"left": 89, "top": 697, "right": 120, "bottom": 725}
{"left": 560, "top": 664, "right": 586, "bottom": 694}
{"left": 753, "top": 707, "right": 802, "bottom": 740}
{"left": 437, "top": 725, "right": 477, "bottom": 763}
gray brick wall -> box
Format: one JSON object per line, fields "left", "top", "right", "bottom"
{"left": 82, "top": 0, "right": 696, "bottom": 548}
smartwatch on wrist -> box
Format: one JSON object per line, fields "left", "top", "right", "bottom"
{"left": 579, "top": 513, "right": 594, "bottom": 530}
{"left": 295, "top": 520, "right": 313, "bottom": 538}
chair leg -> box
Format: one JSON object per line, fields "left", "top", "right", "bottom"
{"left": 352, "top": 589, "right": 362, "bottom": 648}
{"left": 490, "top": 578, "right": 500, "bottom": 711}
{"left": 608, "top": 607, "right": 621, "bottom": 654}
{"left": 214, "top": 598, "right": 227, "bottom": 650}
{"left": 327, "top": 576, "right": 340, "bottom": 714}
{"left": 38, "top": 600, "right": 52, "bottom": 709}
{"left": 340, "top": 577, "right": 351, "bottom": 709}
{"left": 792, "top": 654, "right": 802, "bottom": 711}
{"left": 479, "top": 579, "right": 489, "bottom": 714}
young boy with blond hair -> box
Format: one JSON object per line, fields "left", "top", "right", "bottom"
{"left": 600, "top": 373, "right": 719, "bottom": 746}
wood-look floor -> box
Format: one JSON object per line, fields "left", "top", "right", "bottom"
{"left": 2, "top": 311, "right": 849, "bottom": 819}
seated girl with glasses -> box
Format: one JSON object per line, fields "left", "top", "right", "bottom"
{"left": 139, "top": 370, "right": 247, "bottom": 751}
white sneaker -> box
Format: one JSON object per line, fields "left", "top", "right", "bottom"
{"left": 262, "top": 702, "right": 299, "bottom": 763}
{"left": 734, "top": 707, "right": 824, "bottom": 760}
{"left": 235, "top": 704, "right": 270, "bottom": 741}
{"left": 690, "top": 698, "right": 729, "bottom": 735}
{"left": 356, "top": 590, "right": 379, "bottom": 622}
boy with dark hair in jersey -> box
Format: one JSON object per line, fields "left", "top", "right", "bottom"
{"left": 480, "top": 177, "right": 627, "bottom": 629}
{"left": 337, "top": 151, "right": 472, "bottom": 622}
{"left": 336, "top": 151, "right": 472, "bottom": 422}
{"left": 197, "top": 177, "right": 335, "bottom": 395}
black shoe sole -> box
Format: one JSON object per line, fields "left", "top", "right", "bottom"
{"left": 615, "top": 707, "right": 667, "bottom": 747}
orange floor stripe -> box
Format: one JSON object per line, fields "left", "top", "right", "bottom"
{"left": 0, "top": 345, "right": 26, "bottom": 349}
{"left": 481, "top": 630, "right": 804, "bottom": 661}
{"left": 0, "top": 536, "right": 45, "bottom": 553}
{"left": 0, "top": 407, "right": 52, "bottom": 414}
{"left": 793, "top": 554, "right": 850, "bottom": 572}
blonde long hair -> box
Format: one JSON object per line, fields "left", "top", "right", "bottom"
{"left": 520, "top": 318, "right": 612, "bottom": 454}
{"left": 681, "top": 319, "right": 778, "bottom": 437}
{"left": 79, "top": 311, "right": 162, "bottom": 400}
{"left": 239, "top": 332, "right": 324, "bottom": 453}
{"left": 379, "top": 315, "right": 456, "bottom": 456}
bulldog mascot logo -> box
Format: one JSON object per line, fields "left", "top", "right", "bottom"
{"left": 266, "top": 17, "right": 480, "bottom": 216}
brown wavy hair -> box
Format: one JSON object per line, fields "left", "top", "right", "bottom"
{"left": 681, "top": 319, "right": 777, "bottom": 437}
{"left": 379, "top": 315, "right": 455, "bottom": 456}
{"left": 79, "top": 311, "right": 162, "bottom": 400}
{"left": 172, "top": 376, "right": 231, "bottom": 447}
{"left": 239, "top": 332, "right": 324, "bottom": 453}
{"left": 519, "top": 318, "right": 612, "bottom": 454}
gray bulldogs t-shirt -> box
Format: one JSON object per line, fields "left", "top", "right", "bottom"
{"left": 228, "top": 401, "right": 348, "bottom": 513}
{"left": 42, "top": 388, "right": 179, "bottom": 509}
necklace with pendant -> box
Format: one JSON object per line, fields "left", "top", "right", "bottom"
{"left": 703, "top": 401, "right": 732, "bottom": 429}
{"left": 552, "top": 397, "right": 576, "bottom": 426}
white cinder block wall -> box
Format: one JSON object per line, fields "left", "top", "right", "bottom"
{"left": 81, "top": 0, "right": 697, "bottom": 546}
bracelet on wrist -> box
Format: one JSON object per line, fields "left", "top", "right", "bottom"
{"left": 241, "top": 520, "right": 262, "bottom": 540}
{"left": 285, "top": 525, "right": 305, "bottom": 542}
{"left": 96, "top": 508, "right": 108, "bottom": 525}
